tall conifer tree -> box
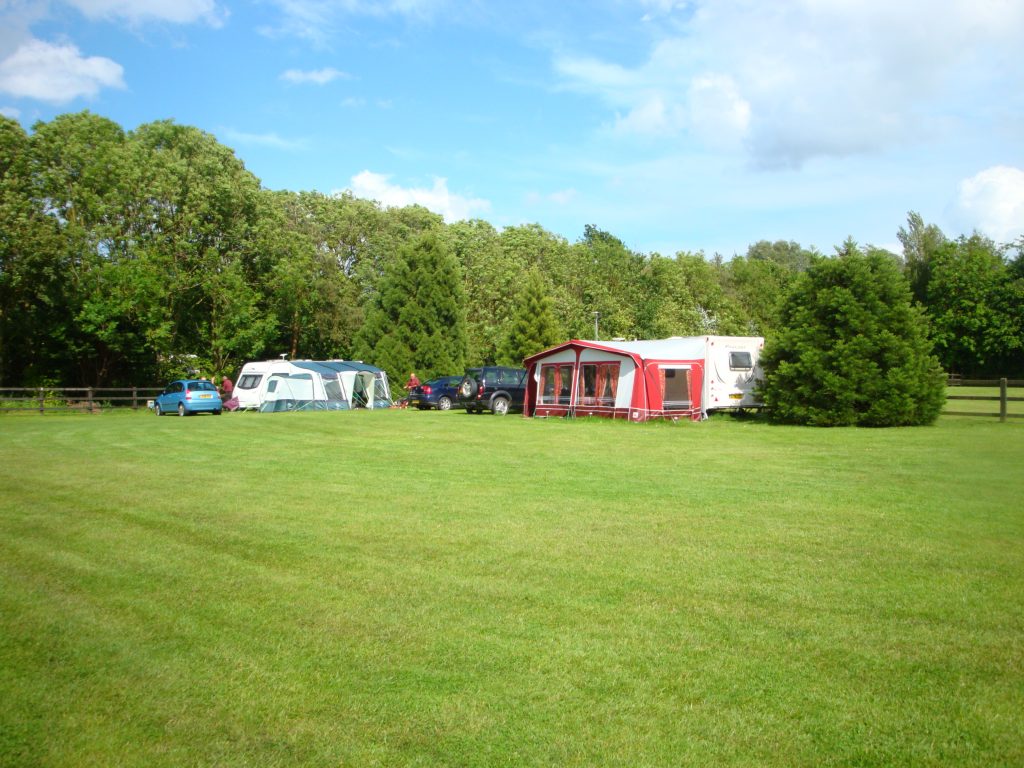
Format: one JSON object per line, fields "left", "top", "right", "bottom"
{"left": 760, "top": 240, "right": 946, "bottom": 426}
{"left": 500, "top": 269, "right": 562, "bottom": 365}
{"left": 355, "top": 231, "right": 467, "bottom": 387}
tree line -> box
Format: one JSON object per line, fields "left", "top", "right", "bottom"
{"left": 1, "top": 111, "right": 1022, "bottom": 391}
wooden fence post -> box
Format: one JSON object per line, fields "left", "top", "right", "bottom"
{"left": 1000, "top": 378, "right": 1008, "bottom": 423}
{"left": 132, "top": 386, "right": 138, "bottom": 410}
{"left": 87, "top": 387, "right": 93, "bottom": 414}
{"left": 38, "top": 387, "right": 44, "bottom": 414}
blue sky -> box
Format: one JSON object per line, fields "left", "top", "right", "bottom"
{"left": 2, "top": 0, "right": 1023, "bottom": 258}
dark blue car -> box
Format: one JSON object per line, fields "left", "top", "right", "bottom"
{"left": 152, "top": 379, "right": 223, "bottom": 416}
{"left": 407, "top": 375, "right": 463, "bottom": 411}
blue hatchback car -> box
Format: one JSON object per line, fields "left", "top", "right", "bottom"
{"left": 153, "top": 379, "right": 223, "bottom": 416}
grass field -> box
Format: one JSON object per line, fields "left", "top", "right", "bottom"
{"left": 1, "top": 409, "right": 1022, "bottom": 767}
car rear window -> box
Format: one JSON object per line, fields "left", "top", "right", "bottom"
{"left": 188, "top": 381, "right": 217, "bottom": 392}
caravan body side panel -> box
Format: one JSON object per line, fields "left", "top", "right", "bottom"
{"left": 234, "top": 362, "right": 274, "bottom": 410}
{"left": 702, "top": 336, "right": 765, "bottom": 412}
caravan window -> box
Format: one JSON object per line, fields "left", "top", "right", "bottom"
{"left": 238, "top": 374, "right": 262, "bottom": 389}
{"left": 580, "top": 363, "right": 619, "bottom": 407}
{"left": 539, "top": 364, "right": 574, "bottom": 405}
{"left": 661, "top": 367, "right": 692, "bottom": 411}
{"left": 729, "top": 351, "right": 753, "bottom": 371}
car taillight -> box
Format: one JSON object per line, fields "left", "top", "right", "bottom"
{"left": 477, "top": 383, "right": 485, "bottom": 398}
{"left": 422, "top": 385, "right": 432, "bottom": 394}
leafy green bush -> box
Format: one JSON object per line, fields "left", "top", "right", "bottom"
{"left": 760, "top": 241, "right": 946, "bottom": 426}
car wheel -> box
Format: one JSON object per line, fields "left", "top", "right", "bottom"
{"left": 438, "top": 396, "right": 452, "bottom": 411}
{"left": 178, "top": 403, "right": 186, "bottom": 417}
{"left": 154, "top": 403, "right": 162, "bottom": 416}
{"left": 492, "top": 396, "right": 510, "bottom": 415}
{"left": 213, "top": 409, "right": 222, "bottom": 415}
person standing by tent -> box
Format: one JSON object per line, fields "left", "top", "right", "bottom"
{"left": 221, "top": 375, "right": 234, "bottom": 401}
{"left": 400, "top": 372, "right": 420, "bottom": 409}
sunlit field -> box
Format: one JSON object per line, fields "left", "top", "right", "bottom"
{"left": 1, "top": 410, "right": 1022, "bottom": 767}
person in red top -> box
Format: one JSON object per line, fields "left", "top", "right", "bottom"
{"left": 221, "top": 375, "right": 234, "bottom": 400}
{"left": 400, "top": 372, "right": 420, "bottom": 409}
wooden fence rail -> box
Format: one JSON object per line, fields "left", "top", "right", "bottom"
{"left": 0, "top": 387, "right": 164, "bottom": 413}
{"left": 945, "top": 378, "right": 1024, "bottom": 422}
{"left": 4, "top": 379, "right": 1022, "bottom": 419}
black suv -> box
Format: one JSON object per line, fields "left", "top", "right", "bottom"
{"left": 457, "top": 366, "right": 528, "bottom": 415}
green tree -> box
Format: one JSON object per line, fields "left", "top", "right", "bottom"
{"left": 263, "top": 191, "right": 365, "bottom": 360}
{"left": 746, "top": 239, "right": 817, "bottom": 273}
{"left": 1002, "top": 240, "right": 1024, "bottom": 376}
{"left": 445, "top": 219, "right": 521, "bottom": 365}
{"left": 674, "top": 252, "right": 746, "bottom": 335}
{"left": 760, "top": 239, "right": 945, "bottom": 426}
{"left": 498, "top": 223, "right": 576, "bottom": 335}
{"left": 25, "top": 111, "right": 145, "bottom": 385}
{"left": 719, "top": 241, "right": 820, "bottom": 338}
{"left": 354, "top": 203, "right": 443, "bottom": 295}
{"left": 355, "top": 231, "right": 467, "bottom": 388}
{"left": 719, "top": 256, "right": 794, "bottom": 337}
{"left": 898, "top": 211, "right": 947, "bottom": 304}
{"left": 0, "top": 116, "right": 65, "bottom": 385}
{"left": 925, "top": 233, "right": 1018, "bottom": 377}
{"left": 500, "top": 268, "right": 562, "bottom": 364}
{"left": 570, "top": 225, "right": 645, "bottom": 340}
{"left": 126, "top": 119, "right": 275, "bottom": 379}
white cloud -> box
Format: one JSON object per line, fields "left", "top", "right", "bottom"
{"left": 687, "top": 73, "right": 750, "bottom": 147}
{"left": 614, "top": 95, "right": 682, "bottom": 137}
{"left": 954, "top": 166, "right": 1024, "bottom": 244}
{"left": 345, "top": 170, "right": 490, "bottom": 222}
{"left": 555, "top": 0, "right": 1024, "bottom": 167}
{"left": 280, "top": 67, "right": 351, "bottom": 85}
{"left": 0, "top": 106, "right": 21, "bottom": 119}
{"left": 221, "top": 128, "right": 307, "bottom": 151}
{"left": 555, "top": 55, "right": 636, "bottom": 94}
{"left": 0, "top": 38, "right": 124, "bottom": 103}
{"left": 65, "top": 0, "right": 227, "bottom": 26}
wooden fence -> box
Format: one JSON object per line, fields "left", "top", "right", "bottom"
{"left": 4, "top": 379, "right": 1022, "bottom": 419}
{"left": 0, "top": 386, "right": 163, "bottom": 413}
{"left": 945, "top": 378, "right": 1024, "bottom": 422}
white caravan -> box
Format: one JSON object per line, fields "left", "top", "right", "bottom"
{"left": 233, "top": 360, "right": 392, "bottom": 412}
